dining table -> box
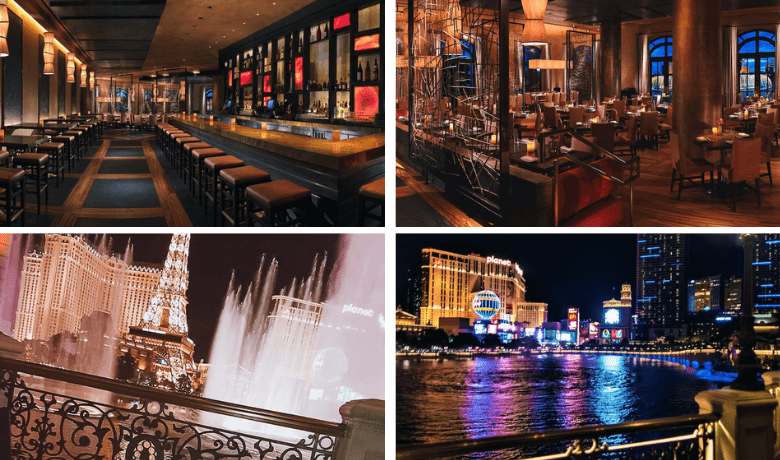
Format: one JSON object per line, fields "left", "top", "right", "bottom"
{"left": 0, "top": 135, "right": 47, "bottom": 153}
{"left": 693, "top": 131, "right": 752, "bottom": 196}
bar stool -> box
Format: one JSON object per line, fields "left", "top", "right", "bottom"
{"left": 191, "top": 147, "right": 225, "bottom": 200}
{"left": 72, "top": 125, "right": 91, "bottom": 146}
{"left": 13, "top": 153, "right": 49, "bottom": 214}
{"left": 0, "top": 167, "right": 25, "bottom": 226}
{"left": 51, "top": 135, "right": 76, "bottom": 171}
{"left": 160, "top": 127, "right": 181, "bottom": 155}
{"left": 246, "top": 180, "right": 312, "bottom": 227}
{"left": 36, "top": 142, "right": 65, "bottom": 187}
{"left": 219, "top": 166, "right": 271, "bottom": 226}
{"left": 167, "top": 132, "right": 189, "bottom": 161}
{"left": 63, "top": 130, "right": 85, "bottom": 159}
{"left": 0, "top": 151, "right": 9, "bottom": 167}
{"left": 358, "top": 177, "right": 385, "bottom": 226}
{"left": 174, "top": 136, "right": 200, "bottom": 177}
{"left": 203, "top": 155, "right": 244, "bottom": 225}
{"left": 182, "top": 141, "right": 211, "bottom": 182}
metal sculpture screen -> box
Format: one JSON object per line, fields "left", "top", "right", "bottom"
{"left": 408, "top": 0, "right": 504, "bottom": 202}
{"left": 567, "top": 30, "right": 595, "bottom": 103}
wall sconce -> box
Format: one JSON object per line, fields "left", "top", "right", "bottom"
{"left": 80, "top": 68, "right": 87, "bottom": 87}
{"left": 43, "top": 32, "right": 54, "bottom": 75}
{"left": 66, "top": 53, "right": 75, "bottom": 83}
{"left": 0, "top": 0, "right": 9, "bottom": 58}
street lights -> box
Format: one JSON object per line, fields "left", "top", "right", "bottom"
{"left": 731, "top": 233, "right": 764, "bottom": 391}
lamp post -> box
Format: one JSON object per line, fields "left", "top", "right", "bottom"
{"left": 731, "top": 233, "right": 764, "bottom": 391}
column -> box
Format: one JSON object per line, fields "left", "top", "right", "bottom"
{"left": 724, "top": 26, "right": 738, "bottom": 108}
{"left": 637, "top": 33, "right": 649, "bottom": 96}
{"left": 598, "top": 19, "right": 621, "bottom": 101}
{"left": 334, "top": 399, "right": 384, "bottom": 460}
{"left": 696, "top": 389, "right": 777, "bottom": 460}
{"left": 673, "top": 0, "right": 722, "bottom": 157}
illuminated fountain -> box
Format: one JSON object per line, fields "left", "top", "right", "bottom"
{"left": 204, "top": 234, "right": 384, "bottom": 430}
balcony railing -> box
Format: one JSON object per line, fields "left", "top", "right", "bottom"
{"left": 0, "top": 357, "right": 345, "bottom": 460}
{"left": 396, "top": 413, "right": 719, "bottom": 460}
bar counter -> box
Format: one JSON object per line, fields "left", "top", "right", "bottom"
{"left": 170, "top": 116, "right": 384, "bottom": 226}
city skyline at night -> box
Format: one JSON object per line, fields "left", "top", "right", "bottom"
{"left": 397, "top": 234, "right": 747, "bottom": 325}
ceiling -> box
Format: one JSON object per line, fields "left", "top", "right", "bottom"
{"left": 45, "top": 0, "right": 320, "bottom": 76}
{"left": 509, "top": 0, "right": 780, "bottom": 25}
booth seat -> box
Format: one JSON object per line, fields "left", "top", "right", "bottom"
{"left": 556, "top": 158, "right": 624, "bottom": 226}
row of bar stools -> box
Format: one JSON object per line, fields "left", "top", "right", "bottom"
{"left": 219, "top": 166, "right": 271, "bottom": 226}
{"left": 174, "top": 136, "right": 200, "bottom": 178}
{"left": 182, "top": 142, "right": 211, "bottom": 185}
{"left": 168, "top": 132, "right": 190, "bottom": 163}
{"left": 36, "top": 142, "right": 65, "bottom": 187}
{"left": 0, "top": 166, "right": 25, "bottom": 226}
{"left": 358, "top": 177, "right": 385, "bottom": 226}
{"left": 51, "top": 135, "right": 76, "bottom": 171}
{"left": 164, "top": 129, "right": 185, "bottom": 159}
{"left": 13, "top": 153, "right": 48, "bottom": 214}
{"left": 72, "top": 125, "right": 91, "bottom": 147}
{"left": 203, "top": 155, "right": 244, "bottom": 225}
{"left": 63, "top": 130, "right": 85, "bottom": 159}
{"left": 191, "top": 148, "right": 225, "bottom": 202}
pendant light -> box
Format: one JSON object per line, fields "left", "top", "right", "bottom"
{"left": 0, "top": 0, "right": 9, "bottom": 58}
{"left": 521, "top": 0, "right": 548, "bottom": 45}
{"left": 89, "top": 71, "right": 95, "bottom": 89}
{"left": 43, "top": 32, "right": 54, "bottom": 75}
{"left": 80, "top": 68, "right": 87, "bottom": 87}
{"left": 66, "top": 53, "right": 75, "bottom": 83}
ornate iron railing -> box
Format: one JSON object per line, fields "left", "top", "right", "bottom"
{"left": 396, "top": 413, "right": 719, "bottom": 460}
{"left": 0, "top": 357, "right": 345, "bottom": 460}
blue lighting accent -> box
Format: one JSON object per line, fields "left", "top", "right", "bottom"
{"left": 647, "top": 246, "right": 660, "bottom": 250}
{"left": 758, "top": 294, "right": 780, "bottom": 298}
{"left": 638, "top": 240, "right": 647, "bottom": 243}
{"left": 756, "top": 304, "right": 780, "bottom": 307}
{"left": 671, "top": 263, "right": 682, "bottom": 266}
{"left": 640, "top": 254, "right": 661, "bottom": 258}
{"left": 646, "top": 281, "right": 656, "bottom": 284}
{"left": 766, "top": 240, "right": 780, "bottom": 245}
{"left": 761, "top": 284, "right": 774, "bottom": 287}
{"left": 663, "top": 280, "right": 671, "bottom": 283}
{"left": 753, "top": 261, "right": 772, "bottom": 265}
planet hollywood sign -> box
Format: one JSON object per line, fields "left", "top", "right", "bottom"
{"left": 342, "top": 304, "right": 375, "bottom": 317}
{"left": 486, "top": 256, "right": 523, "bottom": 275}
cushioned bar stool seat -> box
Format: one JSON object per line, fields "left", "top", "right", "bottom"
{"left": 0, "top": 167, "right": 25, "bottom": 226}
{"left": 246, "top": 179, "right": 312, "bottom": 227}
{"left": 358, "top": 177, "right": 385, "bottom": 226}
{"left": 50, "top": 136, "right": 76, "bottom": 170}
{"left": 13, "top": 153, "right": 49, "bottom": 214}
{"left": 36, "top": 142, "right": 65, "bottom": 187}
{"left": 203, "top": 155, "right": 244, "bottom": 225}
{"left": 182, "top": 142, "right": 211, "bottom": 182}
{"left": 219, "top": 166, "right": 271, "bottom": 226}
{"left": 174, "top": 136, "right": 200, "bottom": 177}
{"left": 191, "top": 148, "right": 225, "bottom": 201}
{"left": 0, "top": 151, "right": 9, "bottom": 167}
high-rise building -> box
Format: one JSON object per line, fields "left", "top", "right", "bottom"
{"left": 405, "top": 269, "right": 423, "bottom": 317}
{"left": 599, "top": 284, "right": 632, "bottom": 343}
{"left": 752, "top": 234, "right": 780, "bottom": 310}
{"left": 635, "top": 234, "right": 688, "bottom": 335}
{"left": 13, "top": 234, "right": 161, "bottom": 342}
{"left": 692, "top": 275, "right": 722, "bottom": 312}
{"left": 724, "top": 276, "right": 742, "bottom": 311}
{"left": 420, "top": 248, "right": 532, "bottom": 328}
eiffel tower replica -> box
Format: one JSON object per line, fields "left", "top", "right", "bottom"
{"left": 123, "top": 233, "right": 197, "bottom": 386}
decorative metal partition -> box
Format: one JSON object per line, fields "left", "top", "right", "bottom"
{"left": 407, "top": 0, "right": 510, "bottom": 219}
{"left": 94, "top": 75, "right": 134, "bottom": 115}
{"left": 154, "top": 69, "right": 187, "bottom": 115}
{"left": 566, "top": 30, "right": 595, "bottom": 103}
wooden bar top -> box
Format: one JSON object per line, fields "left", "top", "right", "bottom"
{"left": 171, "top": 117, "right": 384, "bottom": 171}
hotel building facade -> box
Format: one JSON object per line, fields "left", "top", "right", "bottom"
{"left": 14, "top": 234, "right": 161, "bottom": 342}
{"left": 419, "top": 248, "right": 547, "bottom": 328}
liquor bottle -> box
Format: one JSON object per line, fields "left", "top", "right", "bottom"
{"left": 364, "top": 60, "right": 370, "bottom": 81}
{"left": 374, "top": 59, "right": 379, "bottom": 81}
{"left": 356, "top": 61, "right": 362, "bottom": 81}
{"left": 324, "top": 80, "right": 328, "bottom": 90}
{"left": 324, "top": 22, "right": 329, "bottom": 39}
{"left": 316, "top": 24, "right": 321, "bottom": 41}
{"left": 298, "top": 35, "right": 302, "bottom": 53}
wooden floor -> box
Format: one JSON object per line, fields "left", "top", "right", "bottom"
{"left": 618, "top": 139, "right": 780, "bottom": 227}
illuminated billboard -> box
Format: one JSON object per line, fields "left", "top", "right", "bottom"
{"left": 601, "top": 329, "right": 611, "bottom": 338}
{"left": 560, "top": 331, "right": 574, "bottom": 343}
{"left": 568, "top": 308, "right": 579, "bottom": 331}
{"left": 604, "top": 308, "right": 620, "bottom": 325}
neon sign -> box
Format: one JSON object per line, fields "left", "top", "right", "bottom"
{"left": 604, "top": 308, "right": 620, "bottom": 325}
{"left": 486, "top": 256, "right": 512, "bottom": 266}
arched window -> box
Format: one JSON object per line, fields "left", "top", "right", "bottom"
{"left": 738, "top": 30, "right": 775, "bottom": 100}
{"left": 524, "top": 46, "right": 542, "bottom": 93}
{"left": 442, "top": 40, "right": 475, "bottom": 97}
{"left": 649, "top": 36, "right": 672, "bottom": 101}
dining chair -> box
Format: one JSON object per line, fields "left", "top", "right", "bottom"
{"left": 669, "top": 132, "right": 715, "bottom": 200}
{"left": 612, "top": 100, "right": 626, "bottom": 122}
{"left": 568, "top": 106, "right": 585, "bottom": 127}
{"left": 543, "top": 106, "right": 560, "bottom": 129}
{"left": 753, "top": 122, "right": 774, "bottom": 184}
{"left": 659, "top": 104, "right": 673, "bottom": 140}
{"left": 639, "top": 111, "right": 660, "bottom": 150}
{"left": 615, "top": 115, "right": 638, "bottom": 156}
{"left": 720, "top": 137, "right": 762, "bottom": 211}
{"left": 591, "top": 123, "right": 616, "bottom": 153}
{"left": 524, "top": 93, "right": 534, "bottom": 110}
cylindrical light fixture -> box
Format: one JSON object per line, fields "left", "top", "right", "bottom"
{"left": 80, "top": 67, "right": 87, "bottom": 87}
{"left": 180, "top": 80, "right": 186, "bottom": 101}
{"left": 529, "top": 59, "right": 566, "bottom": 69}
{"left": 89, "top": 71, "right": 95, "bottom": 89}
{"left": 521, "top": 0, "right": 548, "bottom": 45}
{"left": 66, "top": 53, "right": 75, "bottom": 83}
{"left": 43, "top": 32, "right": 54, "bottom": 75}
{"left": 0, "top": 0, "right": 9, "bottom": 58}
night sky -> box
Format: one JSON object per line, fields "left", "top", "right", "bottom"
{"left": 396, "top": 233, "right": 745, "bottom": 323}
{"left": 20, "top": 233, "right": 343, "bottom": 361}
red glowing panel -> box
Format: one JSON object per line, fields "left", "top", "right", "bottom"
{"left": 295, "top": 57, "right": 303, "bottom": 90}
{"left": 228, "top": 70, "right": 233, "bottom": 87}
{"left": 263, "top": 75, "right": 271, "bottom": 93}
{"left": 240, "top": 71, "right": 253, "bottom": 86}
{"left": 264, "top": 97, "right": 272, "bottom": 107}
{"left": 354, "top": 34, "right": 380, "bottom": 51}
{"left": 334, "top": 13, "right": 350, "bottom": 29}
{"left": 355, "top": 86, "right": 379, "bottom": 116}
